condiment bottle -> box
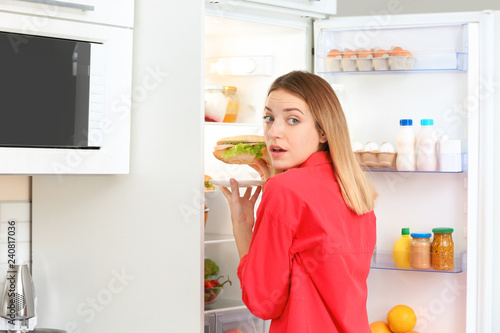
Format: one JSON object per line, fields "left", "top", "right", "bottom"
{"left": 392, "top": 227, "right": 411, "bottom": 268}
{"left": 417, "top": 119, "right": 438, "bottom": 171}
{"left": 410, "top": 232, "right": 431, "bottom": 269}
{"left": 431, "top": 227, "right": 454, "bottom": 270}
{"left": 396, "top": 119, "right": 416, "bottom": 171}
{"left": 222, "top": 86, "right": 239, "bottom": 123}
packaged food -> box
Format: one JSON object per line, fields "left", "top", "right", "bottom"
{"left": 388, "top": 47, "right": 415, "bottom": 70}
{"left": 410, "top": 232, "right": 431, "bottom": 269}
{"left": 341, "top": 49, "right": 358, "bottom": 71}
{"left": 372, "top": 49, "right": 390, "bottom": 70}
{"left": 356, "top": 48, "right": 374, "bottom": 71}
{"left": 325, "top": 49, "right": 343, "bottom": 72}
{"left": 222, "top": 86, "right": 239, "bottom": 123}
{"left": 205, "top": 86, "right": 226, "bottom": 122}
{"left": 431, "top": 227, "right": 454, "bottom": 270}
{"left": 393, "top": 227, "right": 411, "bottom": 268}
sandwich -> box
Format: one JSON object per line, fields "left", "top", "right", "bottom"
{"left": 204, "top": 175, "right": 215, "bottom": 191}
{"left": 213, "top": 135, "right": 270, "bottom": 166}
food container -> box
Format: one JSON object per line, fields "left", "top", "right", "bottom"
{"left": 205, "top": 86, "right": 226, "bottom": 122}
{"left": 222, "top": 86, "right": 239, "bottom": 123}
{"left": 355, "top": 152, "right": 397, "bottom": 170}
{"left": 431, "top": 227, "right": 454, "bottom": 270}
{"left": 204, "top": 205, "right": 209, "bottom": 227}
{"left": 410, "top": 232, "right": 432, "bottom": 269}
{"left": 325, "top": 49, "right": 343, "bottom": 72}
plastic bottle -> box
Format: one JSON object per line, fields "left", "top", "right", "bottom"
{"left": 396, "top": 119, "right": 416, "bottom": 171}
{"left": 392, "top": 227, "right": 411, "bottom": 268}
{"left": 417, "top": 119, "right": 438, "bottom": 171}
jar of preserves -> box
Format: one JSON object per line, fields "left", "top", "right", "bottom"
{"left": 205, "top": 86, "right": 226, "bottom": 122}
{"left": 222, "top": 86, "right": 239, "bottom": 123}
{"left": 410, "top": 232, "right": 431, "bottom": 269}
{"left": 431, "top": 227, "right": 454, "bottom": 270}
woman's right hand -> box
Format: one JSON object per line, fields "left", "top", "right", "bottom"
{"left": 249, "top": 158, "right": 272, "bottom": 184}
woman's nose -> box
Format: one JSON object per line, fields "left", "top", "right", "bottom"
{"left": 268, "top": 119, "right": 283, "bottom": 138}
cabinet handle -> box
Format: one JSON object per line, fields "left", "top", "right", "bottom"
{"left": 17, "top": 0, "right": 94, "bottom": 11}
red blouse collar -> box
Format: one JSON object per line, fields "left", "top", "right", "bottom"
{"left": 298, "top": 151, "right": 332, "bottom": 168}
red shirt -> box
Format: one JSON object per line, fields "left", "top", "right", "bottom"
{"left": 237, "top": 151, "right": 376, "bottom": 332}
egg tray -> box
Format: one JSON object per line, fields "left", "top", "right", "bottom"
{"left": 355, "top": 151, "right": 397, "bottom": 170}
{"left": 325, "top": 56, "right": 415, "bottom": 72}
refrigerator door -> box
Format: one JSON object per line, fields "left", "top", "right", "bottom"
{"left": 314, "top": 11, "right": 495, "bottom": 333}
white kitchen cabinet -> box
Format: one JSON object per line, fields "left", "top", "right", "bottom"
{"left": 0, "top": 0, "right": 134, "bottom": 28}
{"left": 0, "top": 9, "right": 133, "bottom": 174}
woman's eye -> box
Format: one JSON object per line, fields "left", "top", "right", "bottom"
{"left": 263, "top": 115, "right": 273, "bottom": 123}
{"left": 287, "top": 118, "right": 299, "bottom": 125}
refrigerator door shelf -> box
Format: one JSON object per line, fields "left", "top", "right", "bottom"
{"left": 371, "top": 250, "right": 467, "bottom": 274}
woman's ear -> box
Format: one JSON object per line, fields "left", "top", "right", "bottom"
{"left": 319, "top": 130, "right": 327, "bottom": 143}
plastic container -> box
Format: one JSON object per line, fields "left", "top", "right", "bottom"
{"left": 410, "top": 232, "right": 431, "bottom": 269}
{"left": 439, "top": 139, "right": 462, "bottom": 172}
{"left": 222, "top": 86, "right": 239, "bottom": 123}
{"left": 396, "top": 119, "right": 416, "bottom": 171}
{"left": 392, "top": 227, "right": 411, "bottom": 268}
{"left": 417, "top": 119, "right": 438, "bottom": 171}
{"left": 204, "top": 86, "right": 226, "bottom": 122}
{"left": 431, "top": 227, "right": 454, "bottom": 270}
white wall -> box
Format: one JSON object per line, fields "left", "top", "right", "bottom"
{"left": 31, "top": 1, "right": 204, "bottom": 332}
{"left": 337, "top": 0, "right": 500, "bottom": 16}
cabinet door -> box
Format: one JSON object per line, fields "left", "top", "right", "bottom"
{"left": 0, "top": 0, "right": 134, "bottom": 28}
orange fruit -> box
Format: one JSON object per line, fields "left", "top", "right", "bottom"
{"left": 369, "top": 321, "right": 392, "bottom": 333}
{"left": 387, "top": 305, "right": 417, "bottom": 333}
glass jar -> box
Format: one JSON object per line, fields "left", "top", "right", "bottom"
{"left": 222, "top": 86, "right": 239, "bottom": 123}
{"left": 204, "top": 86, "right": 226, "bottom": 122}
{"left": 431, "top": 227, "right": 454, "bottom": 270}
{"left": 410, "top": 232, "right": 431, "bottom": 269}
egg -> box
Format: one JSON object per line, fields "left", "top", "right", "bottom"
{"left": 358, "top": 49, "right": 373, "bottom": 58}
{"left": 389, "top": 46, "right": 404, "bottom": 56}
{"left": 352, "top": 141, "right": 364, "bottom": 152}
{"left": 364, "top": 142, "right": 380, "bottom": 152}
{"left": 343, "top": 49, "right": 358, "bottom": 59}
{"left": 327, "top": 49, "right": 343, "bottom": 58}
{"left": 373, "top": 49, "right": 389, "bottom": 58}
{"left": 379, "top": 142, "right": 395, "bottom": 153}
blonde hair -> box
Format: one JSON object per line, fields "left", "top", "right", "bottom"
{"left": 267, "top": 71, "right": 377, "bottom": 215}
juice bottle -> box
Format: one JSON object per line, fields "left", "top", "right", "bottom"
{"left": 392, "top": 227, "right": 411, "bottom": 268}
{"left": 417, "top": 118, "right": 438, "bottom": 171}
{"left": 396, "top": 119, "right": 416, "bottom": 171}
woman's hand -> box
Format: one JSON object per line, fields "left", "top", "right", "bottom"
{"left": 249, "top": 158, "right": 272, "bottom": 184}
{"left": 220, "top": 179, "right": 262, "bottom": 259}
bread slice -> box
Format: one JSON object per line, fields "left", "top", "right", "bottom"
{"left": 216, "top": 135, "right": 265, "bottom": 145}
{"left": 213, "top": 135, "right": 270, "bottom": 166}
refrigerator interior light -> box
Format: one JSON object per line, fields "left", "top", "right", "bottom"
{"left": 207, "top": 56, "right": 273, "bottom": 76}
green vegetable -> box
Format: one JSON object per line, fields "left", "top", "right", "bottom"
{"left": 204, "top": 258, "right": 219, "bottom": 277}
{"left": 221, "top": 143, "right": 266, "bottom": 160}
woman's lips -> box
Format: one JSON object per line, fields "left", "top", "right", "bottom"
{"left": 269, "top": 144, "right": 286, "bottom": 158}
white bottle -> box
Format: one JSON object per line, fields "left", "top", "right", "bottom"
{"left": 417, "top": 119, "right": 438, "bottom": 171}
{"left": 396, "top": 119, "right": 416, "bottom": 171}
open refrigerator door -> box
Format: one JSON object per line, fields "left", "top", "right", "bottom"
{"left": 314, "top": 11, "right": 496, "bottom": 333}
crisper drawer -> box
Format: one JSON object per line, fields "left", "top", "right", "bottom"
{"left": 216, "top": 308, "right": 266, "bottom": 333}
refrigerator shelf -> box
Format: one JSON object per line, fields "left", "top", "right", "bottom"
{"left": 204, "top": 299, "right": 246, "bottom": 314}
{"left": 366, "top": 169, "right": 464, "bottom": 174}
{"left": 371, "top": 250, "right": 466, "bottom": 273}
{"left": 205, "top": 233, "right": 235, "bottom": 244}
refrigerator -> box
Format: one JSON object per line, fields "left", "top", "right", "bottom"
{"left": 203, "top": 3, "right": 496, "bottom": 332}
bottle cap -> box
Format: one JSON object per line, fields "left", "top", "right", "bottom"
{"left": 400, "top": 119, "right": 413, "bottom": 126}
{"left": 421, "top": 119, "right": 434, "bottom": 126}
{"left": 401, "top": 227, "right": 410, "bottom": 235}
{"left": 432, "top": 227, "right": 454, "bottom": 234}
{"left": 410, "top": 232, "right": 431, "bottom": 238}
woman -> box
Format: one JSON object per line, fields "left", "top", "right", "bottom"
{"left": 221, "top": 71, "right": 377, "bottom": 332}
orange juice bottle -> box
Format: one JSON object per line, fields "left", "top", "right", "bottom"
{"left": 393, "top": 228, "right": 411, "bottom": 268}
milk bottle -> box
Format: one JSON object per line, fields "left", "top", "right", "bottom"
{"left": 416, "top": 119, "right": 438, "bottom": 171}
{"left": 396, "top": 119, "right": 416, "bottom": 171}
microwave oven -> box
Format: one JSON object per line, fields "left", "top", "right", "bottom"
{"left": 0, "top": 31, "right": 105, "bottom": 149}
